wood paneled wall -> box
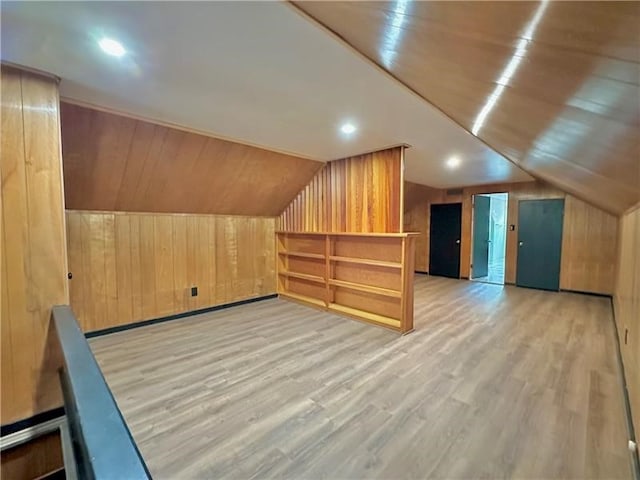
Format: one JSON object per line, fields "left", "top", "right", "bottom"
{"left": 403, "top": 182, "right": 442, "bottom": 272}
{"left": 60, "top": 102, "right": 323, "bottom": 216}
{"left": 404, "top": 180, "right": 619, "bottom": 294}
{"left": 66, "top": 211, "right": 277, "bottom": 333}
{"left": 614, "top": 204, "right": 640, "bottom": 438}
{"left": 279, "top": 146, "right": 403, "bottom": 233}
{"left": 1, "top": 432, "right": 63, "bottom": 480}
{"left": 561, "top": 195, "right": 619, "bottom": 294}
{"left": 464, "top": 182, "right": 565, "bottom": 284}
{"left": 1, "top": 66, "right": 68, "bottom": 425}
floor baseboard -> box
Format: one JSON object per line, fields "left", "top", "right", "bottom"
{"left": 85, "top": 294, "right": 278, "bottom": 339}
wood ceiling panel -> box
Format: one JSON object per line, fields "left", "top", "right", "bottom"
{"left": 61, "top": 103, "right": 323, "bottom": 215}
{"left": 295, "top": 1, "right": 640, "bottom": 214}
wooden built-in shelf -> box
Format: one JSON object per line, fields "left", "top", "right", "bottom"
{"left": 329, "top": 255, "right": 401, "bottom": 269}
{"left": 278, "top": 251, "right": 325, "bottom": 260}
{"left": 276, "top": 231, "right": 418, "bottom": 334}
{"left": 278, "top": 271, "right": 325, "bottom": 284}
{"left": 280, "top": 292, "right": 326, "bottom": 308}
{"left": 328, "top": 279, "right": 401, "bottom": 298}
{"left": 328, "top": 303, "right": 401, "bottom": 329}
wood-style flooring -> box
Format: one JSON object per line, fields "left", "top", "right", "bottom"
{"left": 90, "top": 275, "right": 632, "bottom": 479}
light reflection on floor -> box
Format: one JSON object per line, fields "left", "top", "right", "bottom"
{"left": 472, "top": 260, "right": 505, "bottom": 285}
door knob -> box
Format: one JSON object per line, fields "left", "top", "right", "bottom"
{"left": 519, "top": 241, "right": 524, "bottom": 247}
{"left": 455, "top": 239, "right": 460, "bottom": 244}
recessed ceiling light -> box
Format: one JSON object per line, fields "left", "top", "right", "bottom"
{"left": 340, "top": 123, "right": 357, "bottom": 134}
{"left": 446, "top": 156, "right": 461, "bottom": 169}
{"left": 98, "top": 37, "right": 126, "bottom": 57}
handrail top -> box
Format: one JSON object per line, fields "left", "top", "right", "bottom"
{"left": 52, "top": 305, "right": 151, "bottom": 480}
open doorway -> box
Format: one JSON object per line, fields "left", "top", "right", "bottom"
{"left": 471, "top": 193, "right": 508, "bottom": 285}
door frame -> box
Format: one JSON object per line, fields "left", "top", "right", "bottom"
{"left": 470, "top": 192, "right": 508, "bottom": 284}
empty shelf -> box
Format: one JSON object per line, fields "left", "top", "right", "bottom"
{"left": 278, "top": 271, "right": 325, "bottom": 283}
{"left": 278, "top": 251, "right": 325, "bottom": 260}
{"left": 328, "top": 303, "right": 401, "bottom": 328}
{"left": 329, "top": 255, "right": 401, "bottom": 269}
{"left": 328, "top": 279, "right": 401, "bottom": 298}
{"left": 279, "top": 292, "right": 325, "bottom": 307}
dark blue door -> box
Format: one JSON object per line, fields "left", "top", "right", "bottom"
{"left": 516, "top": 199, "right": 564, "bottom": 291}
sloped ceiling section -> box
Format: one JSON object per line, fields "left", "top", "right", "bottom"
{"left": 61, "top": 103, "right": 323, "bottom": 216}
{"left": 2, "top": 1, "right": 532, "bottom": 191}
{"left": 294, "top": 1, "right": 640, "bottom": 214}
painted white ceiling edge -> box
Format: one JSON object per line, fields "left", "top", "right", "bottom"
{"left": 1, "top": 1, "right": 532, "bottom": 188}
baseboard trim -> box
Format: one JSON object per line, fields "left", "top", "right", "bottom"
{"left": 560, "top": 289, "right": 612, "bottom": 298}
{"left": 609, "top": 299, "right": 640, "bottom": 477}
{"left": 85, "top": 294, "right": 278, "bottom": 339}
{"left": 415, "top": 270, "right": 429, "bottom": 275}
{"left": 1, "top": 407, "right": 65, "bottom": 439}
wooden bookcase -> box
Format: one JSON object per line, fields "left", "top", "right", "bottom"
{"left": 276, "top": 232, "right": 418, "bottom": 334}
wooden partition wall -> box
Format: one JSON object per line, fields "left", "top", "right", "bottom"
{"left": 66, "top": 211, "right": 277, "bottom": 333}
{"left": 279, "top": 146, "right": 404, "bottom": 232}
{"left": 404, "top": 180, "right": 619, "bottom": 295}
{"left": 1, "top": 66, "right": 68, "bottom": 425}
{"left": 277, "top": 146, "right": 414, "bottom": 331}
{"left": 614, "top": 204, "right": 640, "bottom": 438}
{"left": 277, "top": 232, "right": 417, "bottom": 333}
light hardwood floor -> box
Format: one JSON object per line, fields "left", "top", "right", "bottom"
{"left": 90, "top": 275, "right": 632, "bottom": 479}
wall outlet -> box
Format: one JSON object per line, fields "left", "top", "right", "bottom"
{"left": 191, "top": 286, "right": 198, "bottom": 297}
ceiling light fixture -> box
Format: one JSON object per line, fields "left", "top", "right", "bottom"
{"left": 340, "top": 123, "right": 357, "bottom": 135}
{"left": 98, "top": 37, "right": 126, "bottom": 57}
{"left": 446, "top": 156, "right": 461, "bottom": 169}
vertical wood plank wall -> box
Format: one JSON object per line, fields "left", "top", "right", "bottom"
{"left": 279, "top": 146, "right": 403, "bottom": 233}
{"left": 404, "top": 180, "right": 619, "bottom": 294}
{"left": 1, "top": 66, "right": 68, "bottom": 425}
{"left": 0, "top": 432, "right": 63, "bottom": 479}
{"left": 560, "top": 195, "right": 619, "bottom": 294}
{"left": 403, "top": 182, "right": 441, "bottom": 273}
{"left": 66, "top": 211, "right": 277, "bottom": 333}
{"left": 614, "top": 204, "right": 640, "bottom": 438}
{"left": 60, "top": 102, "right": 323, "bottom": 216}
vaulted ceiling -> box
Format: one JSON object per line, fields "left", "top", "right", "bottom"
{"left": 294, "top": 1, "right": 640, "bottom": 214}
{"left": 2, "top": 1, "right": 638, "bottom": 215}
{"left": 1, "top": 0, "right": 530, "bottom": 195}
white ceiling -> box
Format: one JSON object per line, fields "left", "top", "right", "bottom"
{"left": 1, "top": 1, "right": 532, "bottom": 188}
